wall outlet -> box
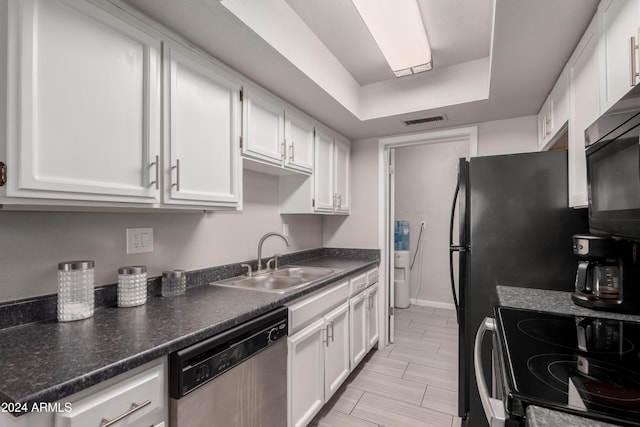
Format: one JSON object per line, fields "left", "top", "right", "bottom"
{"left": 126, "top": 227, "right": 154, "bottom": 254}
{"left": 282, "top": 223, "right": 289, "bottom": 236}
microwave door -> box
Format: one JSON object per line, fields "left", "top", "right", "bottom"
{"left": 586, "top": 114, "right": 640, "bottom": 239}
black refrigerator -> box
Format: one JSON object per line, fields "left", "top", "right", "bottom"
{"left": 448, "top": 150, "right": 588, "bottom": 426}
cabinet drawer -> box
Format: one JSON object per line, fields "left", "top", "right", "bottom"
{"left": 54, "top": 361, "right": 165, "bottom": 427}
{"left": 366, "top": 268, "right": 379, "bottom": 286}
{"left": 288, "top": 280, "right": 348, "bottom": 334}
{"left": 349, "top": 273, "right": 367, "bottom": 296}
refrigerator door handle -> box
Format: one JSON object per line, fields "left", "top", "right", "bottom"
{"left": 474, "top": 317, "right": 506, "bottom": 427}
{"left": 449, "top": 181, "right": 461, "bottom": 319}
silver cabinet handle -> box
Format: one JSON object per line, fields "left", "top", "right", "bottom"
{"left": 149, "top": 155, "right": 159, "bottom": 190}
{"left": 100, "top": 400, "right": 151, "bottom": 427}
{"left": 323, "top": 326, "right": 329, "bottom": 346}
{"left": 171, "top": 159, "right": 180, "bottom": 192}
{"left": 329, "top": 321, "right": 335, "bottom": 342}
{"left": 545, "top": 116, "right": 551, "bottom": 137}
{"left": 630, "top": 35, "right": 639, "bottom": 87}
{"left": 474, "top": 318, "right": 505, "bottom": 427}
{"left": 281, "top": 141, "right": 286, "bottom": 160}
{"left": 289, "top": 141, "right": 295, "bottom": 162}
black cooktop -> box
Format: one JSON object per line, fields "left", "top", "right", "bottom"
{"left": 496, "top": 307, "right": 640, "bottom": 426}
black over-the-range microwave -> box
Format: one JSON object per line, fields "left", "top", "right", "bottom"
{"left": 585, "top": 83, "right": 640, "bottom": 240}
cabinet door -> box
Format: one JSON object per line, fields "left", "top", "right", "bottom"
{"left": 314, "top": 129, "right": 335, "bottom": 212}
{"left": 284, "top": 110, "right": 314, "bottom": 174}
{"left": 366, "top": 284, "right": 380, "bottom": 350}
{"left": 288, "top": 319, "right": 325, "bottom": 427}
{"left": 242, "top": 86, "right": 285, "bottom": 166}
{"left": 334, "top": 137, "right": 350, "bottom": 213}
{"left": 324, "top": 303, "right": 350, "bottom": 401}
{"left": 569, "top": 15, "right": 600, "bottom": 208}
{"left": 7, "top": 0, "right": 161, "bottom": 203}
{"left": 163, "top": 44, "right": 241, "bottom": 208}
{"left": 550, "top": 66, "right": 569, "bottom": 132}
{"left": 599, "top": 0, "right": 640, "bottom": 111}
{"left": 349, "top": 292, "right": 367, "bottom": 367}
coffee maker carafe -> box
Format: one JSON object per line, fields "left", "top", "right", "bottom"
{"left": 571, "top": 234, "right": 639, "bottom": 312}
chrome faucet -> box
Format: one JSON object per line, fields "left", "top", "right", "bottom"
{"left": 257, "top": 232, "right": 291, "bottom": 272}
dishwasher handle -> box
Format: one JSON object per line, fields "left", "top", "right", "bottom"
{"left": 474, "top": 317, "right": 506, "bottom": 427}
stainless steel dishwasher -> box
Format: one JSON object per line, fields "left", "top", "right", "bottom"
{"left": 169, "top": 307, "right": 288, "bottom": 427}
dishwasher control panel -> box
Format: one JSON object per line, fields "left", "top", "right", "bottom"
{"left": 169, "top": 307, "right": 288, "bottom": 399}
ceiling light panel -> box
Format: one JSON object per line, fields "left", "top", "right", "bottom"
{"left": 351, "top": 0, "right": 432, "bottom": 76}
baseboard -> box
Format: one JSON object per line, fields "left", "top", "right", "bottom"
{"left": 409, "top": 298, "right": 456, "bottom": 311}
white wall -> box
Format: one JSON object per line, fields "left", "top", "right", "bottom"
{"left": 477, "top": 115, "right": 538, "bottom": 156}
{"left": 0, "top": 170, "right": 323, "bottom": 302}
{"left": 394, "top": 139, "right": 469, "bottom": 304}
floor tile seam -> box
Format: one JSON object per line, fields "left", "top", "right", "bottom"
{"left": 348, "top": 384, "right": 425, "bottom": 408}
{"left": 387, "top": 356, "right": 457, "bottom": 373}
{"left": 342, "top": 394, "right": 386, "bottom": 427}
{"left": 355, "top": 366, "right": 434, "bottom": 393}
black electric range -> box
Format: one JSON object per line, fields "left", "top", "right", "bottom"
{"left": 495, "top": 307, "right": 640, "bottom": 426}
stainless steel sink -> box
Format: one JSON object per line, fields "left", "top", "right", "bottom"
{"left": 211, "top": 266, "right": 342, "bottom": 293}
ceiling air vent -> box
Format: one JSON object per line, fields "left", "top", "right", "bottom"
{"left": 403, "top": 115, "right": 447, "bottom": 126}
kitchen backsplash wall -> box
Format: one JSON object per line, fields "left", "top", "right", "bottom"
{"left": 0, "top": 170, "right": 323, "bottom": 303}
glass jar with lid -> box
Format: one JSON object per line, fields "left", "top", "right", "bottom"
{"left": 162, "top": 270, "right": 186, "bottom": 296}
{"left": 118, "top": 266, "right": 147, "bottom": 307}
{"left": 57, "top": 260, "right": 95, "bottom": 321}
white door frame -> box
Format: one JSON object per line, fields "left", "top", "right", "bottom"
{"left": 377, "top": 127, "right": 478, "bottom": 346}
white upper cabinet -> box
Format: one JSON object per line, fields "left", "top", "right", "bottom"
{"left": 279, "top": 127, "right": 351, "bottom": 215}
{"left": 3, "top": 0, "right": 161, "bottom": 205}
{"left": 313, "top": 128, "right": 350, "bottom": 214}
{"left": 162, "top": 43, "right": 242, "bottom": 209}
{"left": 568, "top": 14, "right": 600, "bottom": 208}
{"left": 241, "top": 85, "right": 314, "bottom": 176}
{"left": 241, "top": 85, "right": 285, "bottom": 167}
{"left": 284, "top": 110, "right": 315, "bottom": 174}
{"left": 313, "top": 128, "right": 336, "bottom": 212}
{"left": 333, "top": 136, "right": 351, "bottom": 214}
{"left": 537, "top": 65, "right": 569, "bottom": 150}
{"left": 599, "top": 0, "right": 640, "bottom": 112}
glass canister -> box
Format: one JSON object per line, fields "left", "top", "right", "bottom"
{"left": 118, "top": 266, "right": 148, "bottom": 307}
{"left": 57, "top": 260, "right": 95, "bottom": 322}
{"left": 162, "top": 270, "right": 186, "bottom": 297}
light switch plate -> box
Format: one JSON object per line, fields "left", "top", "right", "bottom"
{"left": 126, "top": 227, "right": 154, "bottom": 254}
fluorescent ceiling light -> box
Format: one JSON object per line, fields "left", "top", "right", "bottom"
{"left": 351, "top": 0, "right": 432, "bottom": 77}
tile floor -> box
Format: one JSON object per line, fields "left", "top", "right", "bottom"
{"left": 310, "top": 305, "right": 463, "bottom": 427}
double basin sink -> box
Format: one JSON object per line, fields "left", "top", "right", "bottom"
{"left": 212, "top": 266, "right": 343, "bottom": 293}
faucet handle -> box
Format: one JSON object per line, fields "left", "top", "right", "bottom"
{"left": 267, "top": 254, "right": 282, "bottom": 271}
{"left": 241, "top": 263, "right": 252, "bottom": 277}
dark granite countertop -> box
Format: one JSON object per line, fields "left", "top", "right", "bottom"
{"left": 526, "top": 406, "right": 619, "bottom": 427}
{"left": 0, "top": 254, "right": 378, "bottom": 415}
{"left": 497, "top": 286, "right": 640, "bottom": 323}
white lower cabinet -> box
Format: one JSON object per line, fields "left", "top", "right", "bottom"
{"left": 288, "top": 300, "right": 350, "bottom": 427}
{"left": 288, "top": 268, "right": 380, "bottom": 427}
{"left": 366, "top": 283, "right": 380, "bottom": 350}
{"left": 350, "top": 281, "right": 380, "bottom": 367}
{"left": 323, "top": 303, "right": 350, "bottom": 400}
{"left": 0, "top": 358, "right": 167, "bottom": 427}
{"left": 288, "top": 318, "right": 326, "bottom": 427}
{"left": 349, "top": 290, "right": 367, "bottom": 367}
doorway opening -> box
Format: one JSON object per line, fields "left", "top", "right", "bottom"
{"left": 378, "top": 127, "right": 477, "bottom": 344}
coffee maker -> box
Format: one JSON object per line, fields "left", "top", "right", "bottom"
{"left": 571, "top": 234, "right": 640, "bottom": 312}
